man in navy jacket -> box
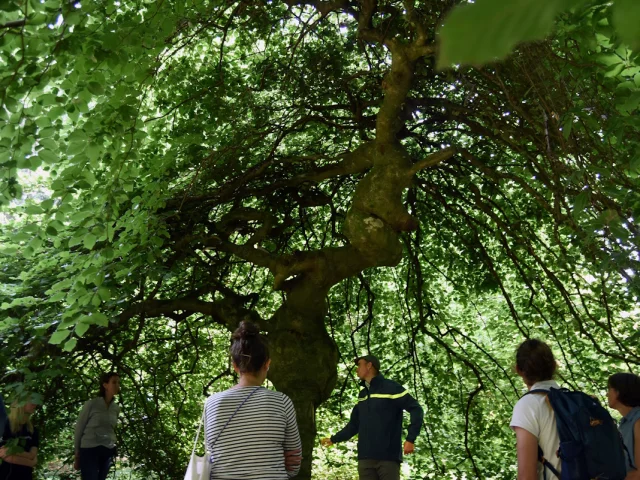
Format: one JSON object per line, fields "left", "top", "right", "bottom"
{"left": 321, "top": 355, "right": 424, "bottom": 480}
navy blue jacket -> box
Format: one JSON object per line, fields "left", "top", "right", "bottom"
{"left": 331, "top": 374, "right": 424, "bottom": 462}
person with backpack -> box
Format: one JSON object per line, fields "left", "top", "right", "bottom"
{"left": 511, "top": 339, "right": 627, "bottom": 480}
{"left": 607, "top": 372, "right": 640, "bottom": 480}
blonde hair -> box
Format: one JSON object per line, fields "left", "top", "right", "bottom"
{"left": 8, "top": 402, "right": 34, "bottom": 434}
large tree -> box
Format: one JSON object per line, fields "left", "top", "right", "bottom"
{"left": 1, "top": 0, "right": 639, "bottom": 478}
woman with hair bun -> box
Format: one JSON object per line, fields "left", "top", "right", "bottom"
{"left": 607, "top": 372, "right": 640, "bottom": 479}
{"left": 74, "top": 372, "right": 121, "bottom": 480}
{"left": 510, "top": 339, "right": 561, "bottom": 479}
{"left": 203, "top": 321, "right": 302, "bottom": 479}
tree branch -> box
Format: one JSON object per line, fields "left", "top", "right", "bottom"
{"left": 408, "top": 146, "right": 457, "bottom": 176}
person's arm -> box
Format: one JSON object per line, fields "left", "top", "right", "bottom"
{"left": 281, "top": 395, "right": 302, "bottom": 478}
{"left": 514, "top": 427, "right": 539, "bottom": 480}
{"left": 74, "top": 400, "right": 93, "bottom": 469}
{"left": 0, "top": 447, "right": 38, "bottom": 467}
{"left": 0, "top": 447, "right": 38, "bottom": 460}
{"left": 625, "top": 420, "right": 640, "bottom": 480}
{"left": 327, "top": 402, "right": 360, "bottom": 444}
{"left": 398, "top": 390, "right": 424, "bottom": 451}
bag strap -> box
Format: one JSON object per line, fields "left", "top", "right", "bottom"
{"left": 537, "top": 445, "right": 561, "bottom": 479}
{"left": 210, "top": 386, "right": 260, "bottom": 448}
{"left": 191, "top": 405, "right": 206, "bottom": 458}
{"left": 190, "top": 386, "right": 261, "bottom": 458}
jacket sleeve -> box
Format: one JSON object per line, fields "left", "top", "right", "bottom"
{"left": 330, "top": 402, "right": 360, "bottom": 443}
{"left": 74, "top": 400, "right": 92, "bottom": 453}
{"left": 399, "top": 392, "right": 423, "bottom": 443}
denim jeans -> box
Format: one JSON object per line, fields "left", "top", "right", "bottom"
{"left": 79, "top": 446, "right": 115, "bottom": 480}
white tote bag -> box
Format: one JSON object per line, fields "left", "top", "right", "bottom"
{"left": 184, "top": 388, "right": 259, "bottom": 480}
{"left": 185, "top": 408, "right": 211, "bottom": 480}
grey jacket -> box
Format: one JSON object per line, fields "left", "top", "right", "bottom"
{"left": 74, "top": 397, "right": 120, "bottom": 451}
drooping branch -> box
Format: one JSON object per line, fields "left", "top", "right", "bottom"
{"left": 118, "top": 295, "right": 266, "bottom": 331}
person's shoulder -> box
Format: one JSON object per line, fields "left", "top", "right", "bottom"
{"left": 513, "top": 391, "right": 547, "bottom": 413}
{"left": 382, "top": 377, "right": 406, "bottom": 393}
{"left": 205, "top": 389, "right": 230, "bottom": 405}
{"left": 632, "top": 408, "right": 640, "bottom": 428}
{"left": 264, "top": 388, "right": 290, "bottom": 402}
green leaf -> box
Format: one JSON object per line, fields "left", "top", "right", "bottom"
{"left": 49, "top": 329, "right": 71, "bottom": 345}
{"left": 613, "top": 0, "right": 640, "bottom": 51}
{"left": 75, "top": 322, "right": 90, "bottom": 337}
{"left": 45, "top": 225, "right": 58, "bottom": 236}
{"left": 64, "top": 10, "right": 83, "bottom": 25}
{"left": 90, "top": 312, "right": 109, "bottom": 327}
{"left": 63, "top": 338, "right": 78, "bottom": 352}
{"left": 83, "top": 233, "right": 97, "bottom": 250}
{"left": 0, "top": 246, "right": 19, "bottom": 255}
{"left": 25, "top": 205, "right": 43, "bottom": 215}
{"left": 38, "top": 149, "right": 58, "bottom": 164}
{"left": 49, "top": 291, "right": 66, "bottom": 302}
{"left": 4, "top": 96, "right": 20, "bottom": 113}
{"left": 437, "top": 0, "right": 588, "bottom": 68}
{"left": 39, "top": 127, "right": 55, "bottom": 138}
{"left": 573, "top": 191, "right": 591, "bottom": 217}
{"left": 97, "top": 287, "right": 111, "bottom": 302}
{"left": 87, "top": 82, "right": 105, "bottom": 95}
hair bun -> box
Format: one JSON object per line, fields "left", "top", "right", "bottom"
{"left": 233, "top": 321, "right": 260, "bottom": 340}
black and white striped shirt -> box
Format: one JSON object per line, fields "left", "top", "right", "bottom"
{"left": 204, "top": 386, "right": 301, "bottom": 480}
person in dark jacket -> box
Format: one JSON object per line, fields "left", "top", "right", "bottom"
{"left": 321, "top": 355, "right": 424, "bottom": 480}
{"left": 0, "top": 394, "right": 6, "bottom": 438}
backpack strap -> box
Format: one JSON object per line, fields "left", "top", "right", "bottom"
{"left": 524, "top": 390, "right": 560, "bottom": 479}
{"left": 538, "top": 445, "right": 561, "bottom": 479}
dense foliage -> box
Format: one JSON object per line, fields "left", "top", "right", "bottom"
{"left": 1, "top": 0, "right": 639, "bottom": 478}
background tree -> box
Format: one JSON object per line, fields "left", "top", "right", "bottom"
{"left": 1, "top": 0, "right": 639, "bottom": 478}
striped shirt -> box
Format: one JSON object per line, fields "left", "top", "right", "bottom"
{"left": 204, "top": 386, "right": 301, "bottom": 480}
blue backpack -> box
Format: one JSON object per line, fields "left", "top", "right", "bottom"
{"left": 526, "top": 387, "right": 627, "bottom": 480}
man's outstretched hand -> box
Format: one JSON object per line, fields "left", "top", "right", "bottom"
{"left": 320, "top": 437, "right": 333, "bottom": 447}
{"left": 403, "top": 441, "right": 415, "bottom": 455}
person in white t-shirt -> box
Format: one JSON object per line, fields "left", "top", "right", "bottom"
{"left": 510, "top": 339, "right": 561, "bottom": 480}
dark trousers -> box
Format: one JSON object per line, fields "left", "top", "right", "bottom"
{"left": 358, "top": 460, "right": 400, "bottom": 480}
{"left": 79, "top": 446, "right": 115, "bottom": 480}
